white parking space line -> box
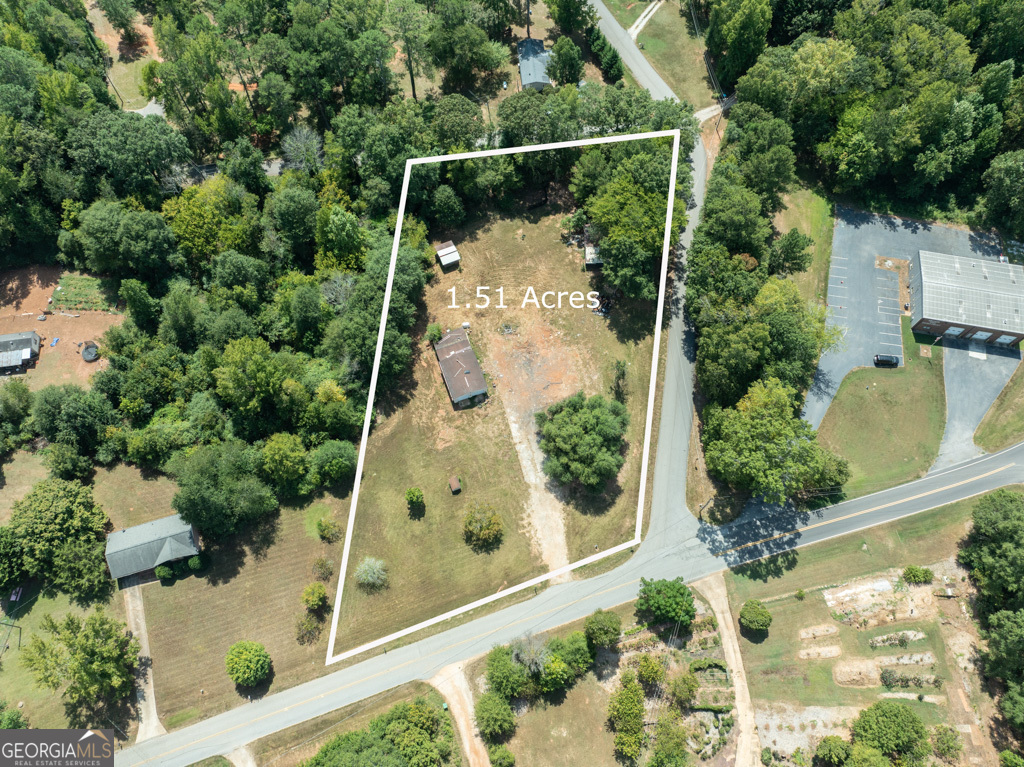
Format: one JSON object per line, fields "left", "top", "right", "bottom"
{"left": 880, "top": 332, "right": 902, "bottom": 338}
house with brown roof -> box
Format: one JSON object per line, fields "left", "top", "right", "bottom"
{"left": 434, "top": 329, "right": 487, "bottom": 404}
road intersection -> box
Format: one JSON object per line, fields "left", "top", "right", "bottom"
{"left": 115, "top": 8, "right": 1024, "bottom": 767}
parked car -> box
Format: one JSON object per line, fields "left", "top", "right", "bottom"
{"left": 873, "top": 354, "right": 899, "bottom": 368}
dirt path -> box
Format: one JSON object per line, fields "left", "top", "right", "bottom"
{"left": 428, "top": 661, "right": 490, "bottom": 767}
{"left": 122, "top": 583, "right": 168, "bottom": 742}
{"left": 693, "top": 573, "right": 759, "bottom": 767}
{"left": 503, "top": 406, "right": 572, "bottom": 582}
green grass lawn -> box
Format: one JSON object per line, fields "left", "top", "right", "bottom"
{"left": 0, "top": 582, "right": 125, "bottom": 730}
{"left": 54, "top": 273, "right": 119, "bottom": 312}
{"left": 92, "top": 463, "right": 179, "bottom": 529}
{"left": 975, "top": 362, "right": 1024, "bottom": 453}
{"left": 727, "top": 488, "right": 988, "bottom": 605}
{"left": 0, "top": 450, "right": 47, "bottom": 524}
{"left": 818, "top": 317, "right": 945, "bottom": 498}
{"left": 601, "top": 0, "right": 651, "bottom": 28}
{"left": 775, "top": 186, "right": 834, "bottom": 306}
{"left": 505, "top": 672, "right": 618, "bottom": 767}
{"left": 635, "top": 4, "right": 716, "bottom": 108}
{"left": 144, "top": 490, "right": 350, "bottom": 727}
{"left": 725, "top": 490, "right": 991, "bottom": 728}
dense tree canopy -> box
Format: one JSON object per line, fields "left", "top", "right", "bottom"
{"left": 536, "top": 392, "right": 630, "bottom": 491}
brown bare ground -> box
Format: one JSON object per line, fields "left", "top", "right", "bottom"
{"left": 701, "top": 117, "right": 727, "bottom": 180}
{"left": 798, "top": 625, "right": 838, "bottom": 641}
{"left": 832, "top": 659, "right": 881, "bottom": 688}
{"left": 428, "top": 662, "right": 490, "bottom": 767}
{"left": 798, "top": 645, "right": 841, "bottom": 660}
{"left": 0, "top": 266, "right": 121, "bottom": 390}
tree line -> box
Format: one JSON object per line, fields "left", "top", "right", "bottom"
{"left": 706, "top": 0, "right": 1024, "bottom": 236}
{"left": 686, "top": 101, "right": 849, "bottom": 503}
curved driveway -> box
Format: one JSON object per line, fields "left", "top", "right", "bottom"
{"left": 115, "top": 13, "right": 1024, "bottom": 767}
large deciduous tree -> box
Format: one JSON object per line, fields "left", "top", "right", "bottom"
{"left": 636, "top": 577, "right": 696, "bottom": 628}
{"left": 536, "top": 391, "right": 629, "bottom": 491}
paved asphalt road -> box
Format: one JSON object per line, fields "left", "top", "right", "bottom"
{"left": 116, "top": 18, "right": 1024, "bottom": 767}
{"left": 590, "top": 0, "right": 677, "bottom": 101}
{"left": 933, "top": 340, "right": 1020, "bottom": 470}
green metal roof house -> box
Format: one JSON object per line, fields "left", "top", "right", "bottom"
{"left": 104, "top": 514, "right": 200, "bottom": 580}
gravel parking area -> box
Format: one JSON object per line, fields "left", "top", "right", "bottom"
{"left": 803, "top": 207, "right": 1002, "bottom": 429}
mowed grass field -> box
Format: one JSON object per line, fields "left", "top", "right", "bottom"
{"left": 601, "top": 0, "right": 650, "bottom": 28}
{"left": 818, "top": 317, "right": 946, "bottom": 498}
{"left": 144, "top": 490, "right": 350, "bottom": 727}
{"left": 251, "top": 684, "right": 463, "bottom": 767}
{"left": 726, "top": 491, "right": 989, "bottom": 729}
{"left": 635, "top": 5, "right": 716, "bottom": 108}
{"left": 337, "top": 198, "right": 659, "bottom": 653}
{"left": 975, "top": 362, "right": 1024, "bottom": 452}
{"left": 0, "top": 584, "right": 126, "bottom": 730}
{"left": 775, "top": 186, "right": 834, "bottom": 306}
{"left": 92, "top": 463, "right": 179, "bottom": 529}
{"left": 505, "top": 672, "right": 618, "bottom": 766}
{"left": 0, "top": 450, "right": 47, "bottom": 523}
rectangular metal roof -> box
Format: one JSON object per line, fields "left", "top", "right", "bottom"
{"left": 105, "top": 514, "right": 199, "bottom": 580}
{"left": 517, "top": 38, "right": 551, "bottom": 87}
{"left": 434, "top": 329, "right": 487, "bottom": 403}
{"left": 918, "top": 251, "right": 1024, "bottom": 333}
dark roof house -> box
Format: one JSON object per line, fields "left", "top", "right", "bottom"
{"left": 517, "top": 38, "right": 551, "bottom": 91}
{"left": 104, "top": 514, "right": 200, "bottom": 580}
{"left": 434, "top": 329, "right": 487, "bottom": 404}
{"left": 0, "top": 331, "right": 40, "bottom": 371}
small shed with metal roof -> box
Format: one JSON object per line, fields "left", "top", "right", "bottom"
{"left": 0, "top": 331, "right": 40, "bottom": 372}
{"left": 436, "top": 240, "right": 461, "bottom": 269}
{"left": 104, "top": 514, "right": 200, "bottom": 580}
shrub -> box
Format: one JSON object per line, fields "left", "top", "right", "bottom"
{"left": 760, "top": 747, "right": 773, "bottom": 766}
{"left": 154, "top": 564, "right": 173, "bottom": 580}
{"left": 608, "top": 670, "right": 645, "bottom": 761}
{"left": 312, "top": 556, "right": 334, "bottom": 581}
{"left": 668, "top": 671, "right": 700, "bottom": 707}
{"left": 815, "top": 735, "right": 851, "bottom": 765}
{"left": 931, "top": 724, "right": 962, "bottom": 763}
{"left": 546, "top": 631, "right": 593, "bottom": 677}
{"left": 354, "top": 556, "right": 387, "bottom": 589}
{"left": 316, "top": 517, "right": 342, "bottom": 543}
{"left": 795, "top": 588, "right": 806, "bottom": 600}
{"left": 187, "top": 555, "right": 203, "bottom": 571}
{"left": 584, "top": 608, "right": 621, "bottom": 648}
{"left": 172, "top": 559, "right": 189, "bottom": 577}
{"left": 406, "top": 487, "right": 425, "bottom": 514}
{"left": 902, "top": 565, "right": 934, "bottom": 584}
{"left": 880, "top": 668, "right": 898, "bottom": 688}
{"left": 539, "top": 656, "right": 573, "bottom": 693}
{"left": 302, "top": 582, "right": 328, "bottom": 612}
{"left": 636, "top": 577, "right": 696, "bottom": 628}
{"left": 296, "top": 614, "right": 322, "bottom": 645}
{"left": 309, "top": 440, "right": 357, "bottom": 486}
{"left": 463, "top": 504, "right": 504, "bottom": 551}
{"left": 225, "top": 640, "right": 271, "bottom": 687}
{"left": 1001, "top": 752, "right": 1024, "bottom": 767}
{"left": 475, "top": 691, "right": 515, "bottom": 740}
{"left": 44, "top": 443, "right": 92, "bottom": 481}
{"left": 486, "top": 646, "right": 528, "bottom": 700}
{"left": 427, "top": 323, "right": 443, "bottom": 343}
{"left": 488, "top": 744, "right": 515, "bottom": 767}
{"left": 636, "top": 653, "right": 666, "bottom": 686}
{"left": 739, "top": 599, "right": 772, "bottom": 632}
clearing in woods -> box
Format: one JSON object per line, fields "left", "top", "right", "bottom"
{"left": 331, "top": 136, "right": 675, "bottom": 660}
{"left": 0, "top": 266, "right": 123, "bottom": 390}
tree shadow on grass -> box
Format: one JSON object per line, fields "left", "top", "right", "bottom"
{"left": 64, "top": 692, "right": 138, "bottom": 740}
{"left": 234, "top": 663, "right": 275, "bottom": 702}
{"left": 728, "top": 551, "right": 799, "bottom": 584}
{"left": 202, "top": 512, "right": 281, "bottom": 586}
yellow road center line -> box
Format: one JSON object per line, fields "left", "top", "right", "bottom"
{"left": 134, "top": 578, "right": 641, "bottom": 765}
{"left": 716, "top": 463, "right": 1014, "bottom": 556}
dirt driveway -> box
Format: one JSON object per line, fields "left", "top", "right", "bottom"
{"left": 0, "top": 266, "right": 121, "bottom": 389}
{"left": 428, "top": 661, "right": 490, "bottom": 767}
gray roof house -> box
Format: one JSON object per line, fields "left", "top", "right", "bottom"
{"left": 105, "top": 514, "right": 200, "bottom": 580}
{"left": 517, "top": 38, "right": 551, "bottom": 91}
{"left": 434, "top": 329, "right": 487, "bottom": 404}
{"left": 0, "top": 331, "right": 40, "bottom": 371}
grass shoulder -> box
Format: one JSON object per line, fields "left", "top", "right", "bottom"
{"left": 817, "top": 317, "right": 945, "bottom": 498}
{"left": 975, "top": 363, "right": 1024, "bottom": 453}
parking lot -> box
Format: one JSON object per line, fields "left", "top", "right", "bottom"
{"left": 803, "top": 206, "right": 1004, "bottom": 429}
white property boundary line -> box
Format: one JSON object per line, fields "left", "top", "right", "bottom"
{"left": 325, "top": 129, "right": 683, "bottom": 665}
